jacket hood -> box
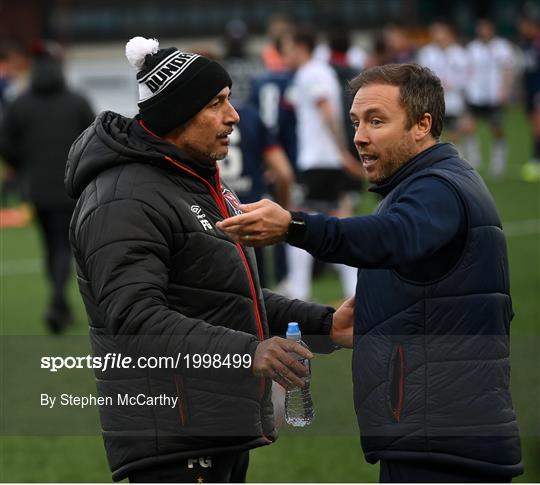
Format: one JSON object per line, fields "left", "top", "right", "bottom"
{"left": 65, "top": 111, "right": 216, "bottom": 199}
{"left": 30, "top": 57, "right": 66, "bottom": 94}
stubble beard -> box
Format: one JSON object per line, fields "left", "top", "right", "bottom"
{"left": 183, "top": 142, "right": 227, "bottom": 164}
{"left": 370, "top": 134, "right": 418, "bottom": 184}
{"left": 209, "top": 151, "right": 228, "bottom": 161}
{"left": 209, "top": 131, "right": 232, "bottom": 161}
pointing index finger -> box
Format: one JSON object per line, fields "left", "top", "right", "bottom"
{"left": 217, "top": 212, "right": 254, "bottom": 229}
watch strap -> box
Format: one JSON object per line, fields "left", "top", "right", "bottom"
{"left": 285, "top": 211, "right": 307, "bottom": 244}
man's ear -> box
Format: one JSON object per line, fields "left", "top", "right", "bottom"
{"left": 414, "top": 113, "right": 432, "bottom": 141}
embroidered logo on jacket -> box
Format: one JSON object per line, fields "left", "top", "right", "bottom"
{"left": 190, "top": 205, "right": 213, "bottom": 231}
{"left": 222, "top": 188, "right": 243, "bottom": 216}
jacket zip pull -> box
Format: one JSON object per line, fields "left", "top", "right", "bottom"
{"left": 174, "top": 374, "right": 186, "bottom": 426}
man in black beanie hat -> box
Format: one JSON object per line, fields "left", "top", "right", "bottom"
{"left": 65, "top": 37, "right": 353, "bottom": 483}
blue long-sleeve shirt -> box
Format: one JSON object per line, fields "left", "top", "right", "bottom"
{"left": 293, "top": 175, "right": 465, "bottom": 275}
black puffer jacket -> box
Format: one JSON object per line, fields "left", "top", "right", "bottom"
{"left": 65, "top": 111, "right": 335, "bottom": 481}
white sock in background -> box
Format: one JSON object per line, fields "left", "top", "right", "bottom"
{"left": 491, "top": 140, "right": 507, "bottom": 177}
{"left": 463, "top": 135, "right": 482, "bottom": 169}
{"left": 285, "top": 245, "right": 313, "bottom": 300}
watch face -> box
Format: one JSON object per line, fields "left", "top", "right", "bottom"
{"left": 286, "top": 214, "right": 307, "bottom": 244}
{"left": 290, "top": 212, "right": 306, "bottom": 226}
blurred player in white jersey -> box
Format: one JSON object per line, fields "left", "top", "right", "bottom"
{"left": 417, "top": 21, "right": 468, "bottom": 149}
{"left": 463, "top": 18, "right": 515, "bottom": 177}
{"left": 279, "top": 25, "right": 360, "bottom": 301}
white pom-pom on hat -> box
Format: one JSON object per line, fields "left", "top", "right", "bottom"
{"left": 125, "top": 36, "right": 160, "bottom": 71}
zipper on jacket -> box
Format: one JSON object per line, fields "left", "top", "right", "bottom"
{"left": 391, "top": 344, "right": 405, "bottom": 423}
{"left": 138, "top": 120, "right": 268, "bottom": 406}
{"left": 162, "top": 155, "right": 267, "bottom": 400}
{"left": 174, "top": 374, "right": 187, "bottom": 426}
{"left": 214, "top": 168, "right": 266, "bottom": 343}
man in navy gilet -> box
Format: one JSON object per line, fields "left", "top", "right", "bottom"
{"left": 218, "top": 63, "right": 523, "bottom": 482}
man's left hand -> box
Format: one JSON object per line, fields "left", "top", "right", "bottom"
{"left": 216, "top": 199, "right": 291, "bottom": 247}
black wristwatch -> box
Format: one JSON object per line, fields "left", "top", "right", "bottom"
{"left": 285, "top": 211, "right": 307, "bottom": 244}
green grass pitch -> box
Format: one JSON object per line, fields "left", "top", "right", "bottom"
{"left": 1, "top": 106, "right": 538, "bottom": 482}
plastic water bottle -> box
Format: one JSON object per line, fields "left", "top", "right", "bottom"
{"left": 284, "top": 322, "right": 314, "bottom": 427}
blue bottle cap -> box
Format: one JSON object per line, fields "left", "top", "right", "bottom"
{"left": 286, "top": 322, "right": 301, "bottom": 336}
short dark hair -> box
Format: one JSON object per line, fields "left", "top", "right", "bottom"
{"left": 349, "top": 63, "right": 445, "bottom": 139}
{"left": 291, "top": 24, "right": 317, "bottom": 53}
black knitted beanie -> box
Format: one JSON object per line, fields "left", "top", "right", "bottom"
{"left": 125, "top": 36, "right": 231, "bottom": 135}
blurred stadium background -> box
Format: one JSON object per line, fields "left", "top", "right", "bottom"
{"left": 1, "top": 0, "right": 539, "bottom": 482}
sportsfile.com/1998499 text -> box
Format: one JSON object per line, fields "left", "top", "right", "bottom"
{"left": 40, "top": 353, "right": 252, "bottom": 373}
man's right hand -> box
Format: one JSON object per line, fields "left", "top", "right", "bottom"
{"left": 216, "top": 199, "right": 291, "bottom": 247}
{"left": 252, "top": 337, "right": 313, "bottom": 390}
